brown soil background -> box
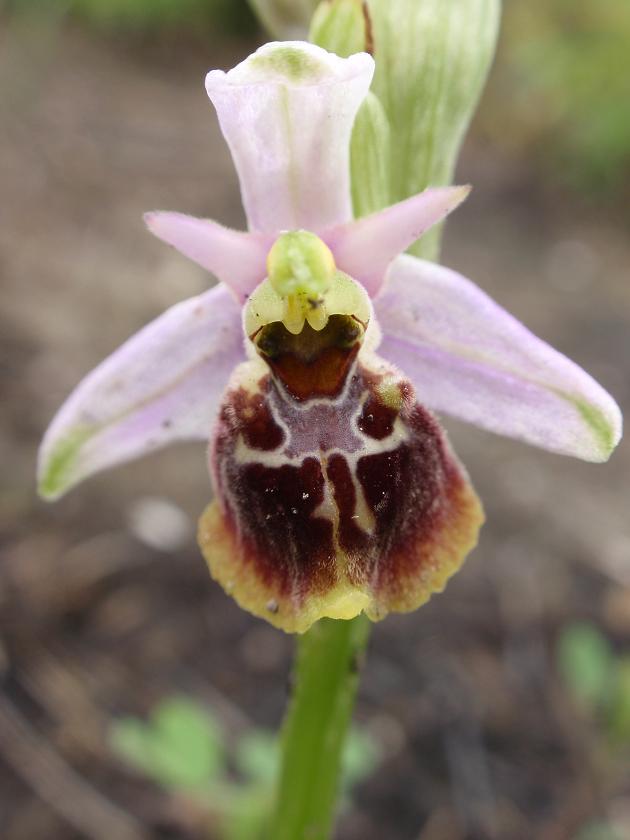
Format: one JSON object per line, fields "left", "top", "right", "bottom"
{"left": 1, "top": 17, "right": 629, "bottom": 840}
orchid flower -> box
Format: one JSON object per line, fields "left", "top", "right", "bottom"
{"left": 38, "top": 43, "right": 622, "bottom": 634}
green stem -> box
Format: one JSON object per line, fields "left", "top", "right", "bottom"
{"left": 270, "top": 615, "right": 371, "bottom": 840}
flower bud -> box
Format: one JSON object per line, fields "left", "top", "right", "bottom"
{"left": 309, "top": 0, "right": 368, "bottom": 57}
{"left": 312, "top": 0, "right": 501, "bottom": 259}
{"left": 309, "top": 2, "right": 389, "bottom": 218}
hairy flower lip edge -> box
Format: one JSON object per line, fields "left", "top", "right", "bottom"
{"left": 199, "top": 341, "right": 486, "bottom": 634}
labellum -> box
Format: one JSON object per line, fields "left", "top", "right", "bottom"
{"left": 199, "top": 233, "right": 482, "bottom": 633}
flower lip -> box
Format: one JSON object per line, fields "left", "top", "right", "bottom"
{"left": 205, "top": 41, "right": 374, "bottom": 92}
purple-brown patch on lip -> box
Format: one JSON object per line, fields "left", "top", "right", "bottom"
{"left": 355, "top": 403, "right": 482, "bottom": 613}
{"left": 228, "top": 458, "right": 336, "bottom": 599}
{"left": 201, "top": 347, "right": 483, "bottom": 632}
{"left": 357, "top": 394, "right": 397, "bottom": 439}
{"left": 229, "top": 386, "right": 285, "bottom": 451}
{"left": 325, "top": 453, "right": 371, "bottom": 566}
{"left": 205, "top": 409, "right": 339, "bottom": 626}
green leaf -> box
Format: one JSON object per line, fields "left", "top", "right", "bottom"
{"left": 574, "top": 820, "right": 623, "bottom": 840}
{"left": 221, "top": 788, "right": 273, "bottom": 840}
{"left": 557, "top": 622, "right": 615, "bottom": 711}
{"left": 235, "top": 731, "right": 279, "bottom": 785}
{"left": 110, "top": 696, "right": 225, "bottom": 791}
{"left": 606, "top": 657, "right": 630, "bottom": 745}
{"left": 150, "top": 696, "right": 224, "bottom": 788}
{"left": 110, "top": 718, "right": 159, "bottom": 778}
{"left": 341, "top": 726, "right": 381, "bottom": 790}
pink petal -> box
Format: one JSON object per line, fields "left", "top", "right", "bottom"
{"left": 375, "top": 255, "right": 622, "bottom": 462}
{"left": 38, "top": 284, "right": 245, "bottom": 499}
{"left": 326, "top": 186, "right": 470, "bottom": 297}
{"left": 205, "top": 42, "right": 374, "bottom": 234}
{"left": 144, "top": 212, "right": 271, "bottom": 302}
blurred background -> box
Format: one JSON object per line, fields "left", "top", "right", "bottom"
{"left": 1, "top": 0, "right": 629, "bottom": 838}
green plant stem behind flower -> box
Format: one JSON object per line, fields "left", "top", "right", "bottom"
{"left": 270, "top": 616, "right": 370, "bottom": 840}
{"left": 311, "top": 0, "right": 500, "bottom": 260}
{"left": 367, "top": 0, "right": 500, "bottom": 258}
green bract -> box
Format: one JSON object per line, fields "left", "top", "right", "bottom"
{"left": 311, "top": 0, "right": 500, "bottom": 258}
{"left": 309, "top": 0, "right": 367, "bottom": 58}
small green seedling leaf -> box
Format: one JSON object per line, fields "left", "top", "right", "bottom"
{"left": 235, "top": 731, "right": 279, "bottom": 785}
{"left": 606, "top": 657, "right": 630, "bottom": 745}
{"left": 110, "top": 696, "right": 225, "bottom": 791}
{"left": 557, "top": 622, "right": 615, "bottom": 711}
{"left": 574, "top": 820, "right": 623, "bottom": 840}
{"left": 221, "top": 788, "right": 272, "bottom": 840}
{"left": 110, "top": 718, "right": 159, "bottom": 778}
{"left": 341, "top": 727, "right": 381, "bottom": 790}
{"left": 150, "top": 696, "right": 225, "bottom": 788}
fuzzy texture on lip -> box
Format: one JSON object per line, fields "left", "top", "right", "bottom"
{"left": 200, "top": 350, "right": 483, "bottom": 634}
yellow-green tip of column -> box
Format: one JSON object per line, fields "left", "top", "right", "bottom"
{"left": 267, "top": 231, "right": 336, "bottom": 333}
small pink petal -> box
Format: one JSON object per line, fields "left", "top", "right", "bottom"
{"left": 38, "top": 284, "right": 245, "bottom": 499}
{"left": 375, "top": 255, "right": 622, "bottom": 462}
{"left": 145, "top": 212, "right": 271, "bottom": 302}
{"left": 325, "top": 186, "right": 470, "bottom": 297}
{"left": 205, "top": 42, "right": 374, "bottom": 234}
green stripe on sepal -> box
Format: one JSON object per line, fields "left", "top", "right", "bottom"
{"left": 572, "top": 398, "right": 619, "bottom": 461}
{"left": 38, "top": 426, "right": 92, "bottom": 500}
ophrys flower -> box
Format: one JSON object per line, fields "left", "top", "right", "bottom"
{"left": 38, "top": 42, "right": 622, "bottom": 633}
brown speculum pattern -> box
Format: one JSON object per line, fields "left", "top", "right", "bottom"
{"left": 199, "top": 309, "right": 483, "bottom": 633}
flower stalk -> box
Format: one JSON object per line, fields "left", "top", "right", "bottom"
{"left": 270, "top": 616, "right": 370, "bottom": 840}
